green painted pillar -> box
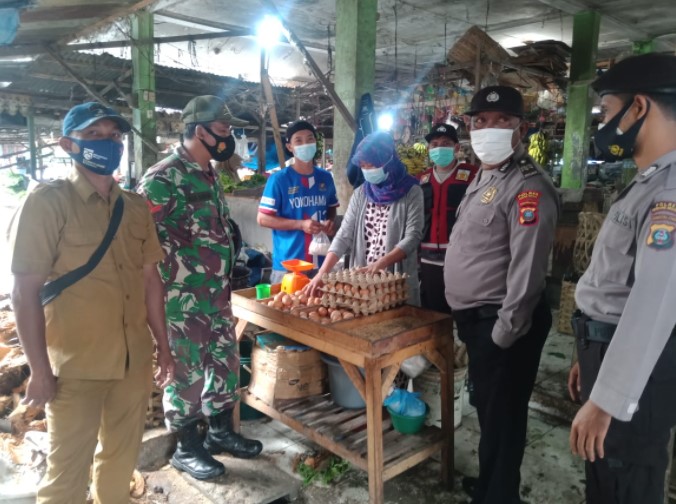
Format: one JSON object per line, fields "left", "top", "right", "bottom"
{"left": 561, "top": 11, "right": 601, "bottom": 189}
{"left": 333, "top": 0, "right": 377, "bottom": 208}
{"left": 131, "top": 11, "right": 157, "bottom": 182}
{"left": 27, "top": 112, "right": 37, "bottom": 180}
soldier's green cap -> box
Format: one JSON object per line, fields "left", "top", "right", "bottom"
{"left": 181, "top": 95, "right": 249, "bottom": 126}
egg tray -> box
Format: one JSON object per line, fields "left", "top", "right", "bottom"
{"left": 318, "top": 287, "right": 408, "bottom": 316}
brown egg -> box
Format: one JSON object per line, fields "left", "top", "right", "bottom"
{"left": 299, "top": 294, "right": 308, "bottom": 305}
{"left": 299, "top": 311, "right": 308, "bottom": 319}
{"left": 274, "top": 292, "right": 285, "bottom": 302}
{"left": 273, "top": 300, "right": 284, "bottom": 310}
{"left": 318, "top": 307, "right": 328, "bottom": 317}
{"left": 330, "top": 310, "right": 342, "bottom": 322}
{"left": 282, "top": 294, "right": 293, "bottom": 306}
{"left": 267, "top": 300, "right": 275, "bottom": 307}
{"left": 308, "top": 311, "right": 320, "bottom": 321}
{"left": 342, "top": 311, "right": 355, "bottom": 320}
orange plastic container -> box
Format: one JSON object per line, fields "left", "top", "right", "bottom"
{"left": 280, "top": 259, "right": 314, "bottom": 294}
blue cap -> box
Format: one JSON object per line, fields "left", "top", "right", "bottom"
{"left": 62, "top": 102, "right": 131, "bottom": 136}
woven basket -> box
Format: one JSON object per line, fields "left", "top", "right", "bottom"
{"left": 573, "top": 212, "right": 605, "bottom": 276}
{"left": 557, "top": 280, "right": 577, "bottom": 335}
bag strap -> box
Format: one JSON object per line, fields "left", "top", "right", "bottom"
{"left": 40, "top": 196, "right": 125, "bottom": 306}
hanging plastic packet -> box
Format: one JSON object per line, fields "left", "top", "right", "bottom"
{"left": 234, "top": 131, "right": 250, "bottom": 161}
{"left": 309, "top": 231, "right": 330, "bottom": 256}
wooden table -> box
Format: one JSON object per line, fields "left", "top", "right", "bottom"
{"left": 232, "top": 287, "right": 454, "bottom": 504}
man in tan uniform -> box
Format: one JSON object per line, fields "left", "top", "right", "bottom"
{"left": 569, "top": 53, "right": 676, "bottom": 504}
{"left": 9, "top": 102, "right": 174, "bottom": 503}
{"left": 444, "top": 86, "right": 559, "bottom": 504}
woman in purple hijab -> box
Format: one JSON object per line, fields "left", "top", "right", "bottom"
{"left": 306, "top": 131, "right": 424, "bottom": 305}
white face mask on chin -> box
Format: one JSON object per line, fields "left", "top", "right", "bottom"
{"left": 470, "top": 127, "right": 517, "bottom": 165}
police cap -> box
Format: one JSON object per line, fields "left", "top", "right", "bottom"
{"left": 592, "top": 53, "right": 676, "bottom": 96}
{"left": 465, "top": 85, "right": 524, "bottom": 118}
{"left": 425, "top": 123, "right": 459, "bottom": 143}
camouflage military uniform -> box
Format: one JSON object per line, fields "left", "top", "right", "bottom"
{"left": 137, "top": 145, "right": 239, "bottom": 430}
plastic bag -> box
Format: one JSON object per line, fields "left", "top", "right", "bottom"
{"left": 309, "top": 231, "right": 330, "bottom": 256}
{"left": 400, "top": 354, "right": 431, "bottom": 378}
{"left": 234, "top": 132, "right": 250, "bottom": 161}
{"left": 384, "top": 388, "right": 426, "bottom": 417}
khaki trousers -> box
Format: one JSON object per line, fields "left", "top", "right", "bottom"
{"left": 37, "top": 365, "right": 152, "bottom": 504}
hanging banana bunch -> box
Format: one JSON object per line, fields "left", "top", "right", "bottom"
{"left": 528, "top": 131, "right": 549, "bottom": 166}
{"left": 397, "top": 144, "right": 428, "bottom": 175}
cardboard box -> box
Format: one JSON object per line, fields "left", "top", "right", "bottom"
{"left": 249, "top": 345, "right": 327, "bottom": 404}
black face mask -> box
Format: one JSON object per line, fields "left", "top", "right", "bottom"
{"left": 594, "top": 99, "right": 650, "bottom": 162}
{"left": 200, "top": 125, "right": 236, "bottom": 162}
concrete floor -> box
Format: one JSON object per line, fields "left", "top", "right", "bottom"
{"left": 137, "top": 321, "right": 588, "bottom": 504}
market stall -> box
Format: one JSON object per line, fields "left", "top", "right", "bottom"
{"left": 232, "top": 283, "right": 454, "bottom": 504}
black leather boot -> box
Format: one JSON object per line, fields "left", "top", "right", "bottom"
{"left": 204, "top": 409, "right": 263, "bottom": 459}
{"left": 171, "top": 420, "right": 226, "bottom": 480}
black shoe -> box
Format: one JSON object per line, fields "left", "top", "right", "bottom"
{"left": 205, "top": 409, "right": 263, "bottom": 459}
{"left": 462, "top": 476, "right": 477, "bottom": 498}
{"left": 171, "top": 420, "right": 226, "bottom": 480}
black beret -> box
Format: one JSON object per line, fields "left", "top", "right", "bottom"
{"left": 465, "top": 85, "right": 524, "bottom": 118}
{"left": 285, "top": 120, "right": 317, "bottom": 143}
{"left": 425, "top": 123, "right": 459, "bottom": 143}
{"left": 592, "top": 53, "right": 676, "bottom": 96}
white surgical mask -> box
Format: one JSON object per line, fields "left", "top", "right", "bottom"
{"left": 470, "top": 127, "right": 517, "bottom": 165}
{"left": 293, "top": 142, "right": 317, "bottom": 163}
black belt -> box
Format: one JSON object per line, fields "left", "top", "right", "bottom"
{"left": 571, "top": 310, "right": 617, "bottom": 345}
{"left": 453, "top": 304, "right": 501, "bottom": 324}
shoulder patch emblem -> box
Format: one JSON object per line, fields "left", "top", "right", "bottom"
{"left": 647, "top": 201, "right": 676, "bottom": 249}
{"left": 420, "top": 173, "right": 431, "bottom": 184}
{"left": 647, "top": 223, "right": 674, "bottom": 249}
{"left": 516, "top": 190, "right": 541, "bottom": 226}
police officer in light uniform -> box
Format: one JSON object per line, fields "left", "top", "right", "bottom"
{"left": 444, "top": 86, "right": 559, "bottom": 504}
{"left": 568, "top": 53, "right": 676, "bottom": 504}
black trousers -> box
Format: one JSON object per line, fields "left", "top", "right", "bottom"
{"left": 577, "top": 327, "right": 676, "bottom": 504}
{"left": 455, "top": 297, "right": 551, "bottom": 504}
{"left": 420, "top": 261, "right": 452, "bottom": 314}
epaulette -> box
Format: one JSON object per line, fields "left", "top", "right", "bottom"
{"left": 666, "top": 161, "right": 676, "bottom": 189}
{"left": 419, "top": 173, "right": 431, "bottom": 185}
{"left": 516, "top": 157, "right": 540, "bottom": 179}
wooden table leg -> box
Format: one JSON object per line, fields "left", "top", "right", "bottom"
{"left": 440, "top": 338, "right": 454, "bottom": 489}
{"left": 365, "top": 360, "right": 385, "bottom": 504}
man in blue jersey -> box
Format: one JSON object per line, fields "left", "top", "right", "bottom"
{"left": 258, "top": 120, "right": 339, "bottom": 283}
